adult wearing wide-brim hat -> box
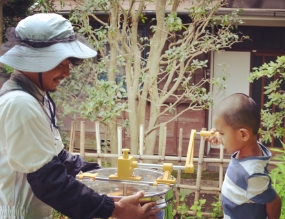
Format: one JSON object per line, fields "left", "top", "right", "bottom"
{"left": 0, "top": 13, "right": 160, "bottom": 219}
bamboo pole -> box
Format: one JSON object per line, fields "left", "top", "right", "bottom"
{"left": 193, "top": 128, "right": 206, "bottom": 214}
{"left": 160, "top": 126, "right": 167, "bottom": 164}
{"left": 103, "top": 125, "right": 108, "bottom": 166}
{"left": 80, "top": 121, "right": 85, "bottom": 158}
{"left": 158, "top": 123, "right": 165, "bottom": 157}
{"left": 70, "top": 152, "right": 233, "bottom": 163}
{"left": 68, "top": 121, "right": 76, "bottom": 153}
{"left": 139, "top": 124, "right": 144, "bottom": 163}
{"left": 175, "top": 184, "right": 220, "bottom": 193}
{"left": 72, "top": 152, "right": 281, "bottom": 167}
{"left": 117, "top": 126, "right": 122, "bottom": 158}
{"left": 95, "top": 121, "right": 101, "bottom": 166}
{"left": 184, "top": 211, "right": 211, "bottom": 217}
{"left": 175, "top": 128, "right": 183, "bottom": 210}
{"left": 219, "top": 144, "right": 224, "bottom": 200}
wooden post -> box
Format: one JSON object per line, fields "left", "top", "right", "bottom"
{"left": 139, "top": 124, "right": 144, "bottom": 163}
{"left": 158, "top": 123, "right": 165, "bottom": 156}
{"left": 161, "top": 126, "right": 167, "bottom": 164}
{"left": 68, "top": 121, "right": 76, "bottom": 153}
{"left": 80, "top": 121, "right": 85, "bottom": 158}
{"left": 194, "top": 128, "right": 206, "bottom": 215}
{"left": 219, "top": 144, "right": 224, "bottom": 200}
{"left": 95, "top": 121, "right": 101, "bottom": 166}
{"left": 117, "top": 126, "right": 122, "bottom": 159}
{"left": 175, "top": 128, "right": 183, "bottom": 210}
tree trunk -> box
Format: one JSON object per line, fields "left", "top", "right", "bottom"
{"left": 107, "top": 2, "right": 119, "bottom": 165}
{"left": 138, "top": 0, "right": 169, "bottom": 156}
{"left": 125, "top": 59, "right": 140, "bottom": 154}
{"left": 108, "top": 119, "right": 118, "bottom": 166}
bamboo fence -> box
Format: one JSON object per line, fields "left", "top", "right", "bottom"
{"left": 68, "top": 121, "right": 280, "bottom": 218}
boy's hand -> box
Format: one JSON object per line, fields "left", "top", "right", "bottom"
{"left": 204, "top": 129, "right": 220, "bottom": 146}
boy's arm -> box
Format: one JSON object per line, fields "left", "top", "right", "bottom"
{"left": 266, "top": 194, "right": 281, "bottom": 219}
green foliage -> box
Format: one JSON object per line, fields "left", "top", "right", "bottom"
{"left": 189, "top": 199, "right": 206, "bottom": 218}
{"left": 269, "top": 142, "right": 285, "bottom": 218}
{"left": 35, "top": 0, "right": 65, "bottom": 12}
{"left": 0, "top": 65, "right": 14, "bottom": 78}
{"left": 59, "top": 0, "right": 245, "bottom": 154}
{"left": 3, "top": 0, "right": 35, "bottom": 41}
{"left": 2, "top": 0, "right": 61, "bottom": 43}
{"left": 174, "top": 189, "right": 223, "bottom": 219}
{"left": 3, "top": 0, "right": 34, "bottom": 17}
{"left": 165, "top": 13, "right": 184, "bottom": 32}
{"left": 3, "top": 65, "right": 14, "bottom": 74}
{"left": 249, "top": 56, "right": 285, "bottom": 143}
{"left": 52, "top": 210, "right": 68, "bottom": 219}
{"left": 209, "top": 197, "right": 223, "bottom": 218}
{"left": 52, "top": 59, "right": 129, "bottom": 127}
{"left": 173, "top": 189, "right": 192, "bottom": 219}
{"left": 80, "top": 80, "right": 129, "bottom": 122}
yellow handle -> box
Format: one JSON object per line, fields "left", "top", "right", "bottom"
{"left": 184, "top": 130, "right": 196, "bottom": 173}
{"left": 76, "top": 171, "right": 98, "bottom": 180}
{"left": 184, "top": 130, "right": 219, "bottom": 173}
{"left": 198, "top": 131, "right": 219, "bottom": 137}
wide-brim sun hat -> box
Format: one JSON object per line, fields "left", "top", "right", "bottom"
{"left": 0, "top": 13, "right": 97, "bottom": 72}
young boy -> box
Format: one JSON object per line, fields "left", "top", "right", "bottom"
{"left": 206, "top": 93, "right": 281, "bottom": 219}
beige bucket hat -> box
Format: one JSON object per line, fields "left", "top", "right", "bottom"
{"left": 0, "top": 13, "right": 97, "bottom": 72}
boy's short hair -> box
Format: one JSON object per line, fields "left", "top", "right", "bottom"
{"left": 214, "top": 93, "right": 260, "bottom": 135}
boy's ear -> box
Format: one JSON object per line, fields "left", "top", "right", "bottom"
{"left": 239, "top": 128, "right": 250, "bottom": 141}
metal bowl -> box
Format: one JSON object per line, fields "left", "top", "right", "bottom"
{"left": 76, "top": 168, "right": 174, "bottom": 209}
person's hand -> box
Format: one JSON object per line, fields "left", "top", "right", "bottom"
{"left": 111, "top": 190, "right": 161, "bottom": 219}
{"left": 204, "top": 128, "right": 220, "bottom": 146}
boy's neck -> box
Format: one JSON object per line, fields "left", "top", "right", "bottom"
{"left": 236, "top": 139, "right": 262, "bottom": 159}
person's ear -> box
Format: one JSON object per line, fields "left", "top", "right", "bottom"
{"left": 239, "top": 128, "right": 250, "bottom": 141}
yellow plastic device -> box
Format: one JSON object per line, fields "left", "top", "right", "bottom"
{"left": 184, "top": 130, "right": 219, "bottom": 173}
{"left": 77, "top": 129, "right": 218, "bottom": 185}
{"left": 197, "top": 130, "right": 219, "bottom": 137}
{"left": 77, "top": 171, "right": 98, "bottom": 180}
{"left": 184, "top": 129, "right": 196, "bottom": 173}
{"left": 109, "top": 148, "right": 142, "bottom": 181}
{"left": 154, "top": 163, "right": 176, "bottom": 186}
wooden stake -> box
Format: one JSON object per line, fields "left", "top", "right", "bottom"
{"left": 95, "top": 121, "right": 101, "bottom": 166}
{"left": 80, "top": 121, "right": 85, "bottom": 158}
{"left": 69, "top": 121, "right": 76, "bottom": 153}
{"left": 194, "top": 128, "right": 206, "bottom": 215}
{"left": 117, "top": 126, "right": 122, "bottom": 157}
{"left": 161, "top": 126, "right": 167, "bottom": 164}
{"left": 139, "top": 124, "right": 144, "bottom": 163}
{"left": 175, "top": 128, "right": 183, "bottom": 209}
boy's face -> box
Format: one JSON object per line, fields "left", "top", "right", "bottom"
{"left": 213, "top": 115, "right": 242, "bottom": 154}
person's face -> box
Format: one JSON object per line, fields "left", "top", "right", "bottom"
{"left": 41, "top": 59, "right": 70, "bottom": 92}
{"left": 213, "top": 115, "right": 242, "bottom": 154}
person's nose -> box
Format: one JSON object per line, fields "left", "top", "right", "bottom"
{"left": 62, "top": 64, "right": 70, "bottom": 78}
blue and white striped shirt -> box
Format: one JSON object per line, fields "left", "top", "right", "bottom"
{"left": 222, "top": 143, "right": 277, "bottom": 219}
